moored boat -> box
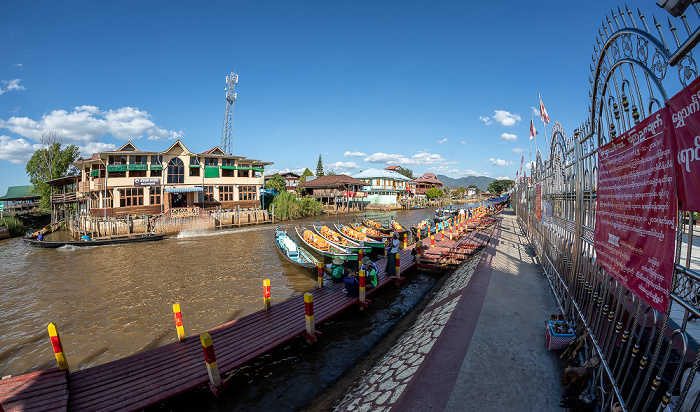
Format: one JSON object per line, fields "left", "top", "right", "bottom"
{"left": 410, "top": 218, "right": 431, "bottom": 238}
{"left": 312, "top": 223, "right": 372, "bottom": 255}
{"left": 22, "top": 234, "right": 167, "bottom": 248}
{"left": 295, "top": 226, "right": 358, "bottom": 261}
{"left": 362, "top": 219, "right": 393, "bottom": 234}
{"left": 274, "top": 227, "right": 320, "bottom": 271}
{"left": 351, "top": 223, "right": 387, "bottom": 241}
{"left": 334, "top": 223, "right": 385, "bottom": 248}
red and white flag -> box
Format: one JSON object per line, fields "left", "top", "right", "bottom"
{"left": 529, "top": 118, "right": 538, "bottom": 140}
{"left": 539, "top": 93, "right": 550, "bottom": 125}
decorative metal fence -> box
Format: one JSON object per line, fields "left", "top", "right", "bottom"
{"left": 514, "top": 5, "right": 700, "bottom": 411}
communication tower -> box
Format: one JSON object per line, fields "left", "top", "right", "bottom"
{"left": 221, "top": 72, "right": 238, "bottom": 155}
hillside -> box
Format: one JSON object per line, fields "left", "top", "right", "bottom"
{"left": 436, "top": 175, "right": 495, "bottom": 192}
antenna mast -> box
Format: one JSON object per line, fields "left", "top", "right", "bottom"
{"left": 221, "top": 72, "right": 238, "bottom": 155}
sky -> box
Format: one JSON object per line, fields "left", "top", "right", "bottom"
{"left": 0, "top": 1, "right": 676, "bottom": 196}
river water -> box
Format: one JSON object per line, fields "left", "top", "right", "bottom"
{"left": 0, "top": 204, "right": 482, "bottom": 409}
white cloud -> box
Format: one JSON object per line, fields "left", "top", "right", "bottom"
{"left": 344, "top": 150, "right": 366, "bottom": 157}
{"left": 496, "top": 176, "right": 511, "bottom": 180}
{"left": 489, "top": 158, "right": 514, "bottom": 167}
{"left": 436, "top": 138, "right": 448, "bottom": 144}
{"left": 0, "top": 105, "right": 183, "bottom": 144}
{"left": 0, "top": 135, "right": 40, "bottom": 164}
{"left": 13, "top": 64, "right": 23, "bottom": 70}
{"left": 531, "top": 106, "right": 540, "bottom": 117}
{"left": 492, "top": 110, "right": 521, "bottom": 126}
{"left": 0, "top": 79, "right": 26, "bottom": 95}
{"left": 428, "top": 166, "right": 450, "bottom": 172}
{"left": 479, "top": 116, "right": 492, "bottom": 125}
{"left": 525, "top": 161, "right": 536, "bottom": 170}
{"left": 327, "top": 161, "right": 359, "bottom": 171}
{"left": 500, "top": 133, "right": 517, "bottom": 141}
{"left": 461, "top": 141, "right": 466, "bottom": 144}
{"left": 512, "top": 147, "right": 525, "bottom": 153}
{"left": 79, "top": 142, "right": 117, "bottom": 159}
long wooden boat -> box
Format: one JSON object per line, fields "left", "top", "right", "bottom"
{"left": 351, "top": 223, "right": 388, "bottom": 241}
{"left": 388, "top": 219, "right": 408, "bottom": 236}
{"left": 334, "top": 223, "right": 385, "bottom": 248}
{"left": 22, "top": 234, "right": 167, "bottom": 248}
{"left": 362, "top": 219, "right": 393, "bottom": 234}
{"left": 274, "top": 227, "right": 320, "bottom": 271}
{"left": 312, "top": 223, "right": 372, "bottom": 254}
{"left": 410, "top": 218, "right": 431, "bottom": 238}
{"left": 295, "top": 226, "right": 358, "bottom": 261}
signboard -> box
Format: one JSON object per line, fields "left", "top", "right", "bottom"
{"left": 171, "top": 207, "right": 200, "bottom": 218}
{"left": 667, "top": 75, "right": 700, "bottom": 211}
{"left": 594, "top": 108, "right": 676, "bottom": 314}
{"left": 133, "top": 178, "right": 161, "bottom": 187}
{"left": 0, "top": 201, "right": 3, "bottom": 211}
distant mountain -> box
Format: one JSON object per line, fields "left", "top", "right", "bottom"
{"left": 436, "top": 175, "right": 495, "bottom": 192}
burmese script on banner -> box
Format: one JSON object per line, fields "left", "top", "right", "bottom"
{"left": 594, "top": 108, "right": 676, "bottom": 314}
{"left": 667, "top": 75, "right": 700, "bottom": 211}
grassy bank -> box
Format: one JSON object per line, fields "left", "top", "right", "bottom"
{"left": 1, "top": 216, "right": 26, "bottom": 237}
{"left": 271, "top": 192, "right": 323, "bottom": 220}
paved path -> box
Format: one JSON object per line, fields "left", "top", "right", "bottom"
{"left": 335, "top": 210, "right": 562, "bottom": 411}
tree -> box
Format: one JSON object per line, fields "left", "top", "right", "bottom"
{"left": 468, "top": 184, "right": 481, "bottom": 195}
{"left": 316, "top": 154, "right": 324, "bottom": 177}
{"left": 395, "top": 166, "right": 414, "bottom": 179}
{"left": 25, "top": 132, "right": 80, "bottom": 210}
{"left": 298, "top": 168, "right": 314, "bottom": 184}
{"left": 488, "top": 179, "right": 515, "bottom": 194}
{"left": 425, "top": 187, "right": 443, "bottom": 199}
{"left": 264, "top": 173, "right": 287, "bottom": 193}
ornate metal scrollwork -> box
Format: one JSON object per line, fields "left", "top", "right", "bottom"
{"left": 637, "top": 37, "right": 649, "bottom": 63}
{"left": 677, "top": 54, "right": 697, "bottom": 87}
{"left": 651, "top": 50, "right": 667, "bottom": 80}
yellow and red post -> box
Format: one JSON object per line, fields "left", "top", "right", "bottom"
{"left": 383, "top": 237, "right": 388, "bottom": 257}
{"left": 200, "top": 332, "right": 224, "bottom": 396}
{"left": 358, "top": 269, "right": 368, "bottom": 308}
{"left": 402, "top": 233, "right": 407, "bottom": 249}
{"left": 358, "top": 247, "right": 364, "bottom": 262}
{"left": 303, "top": 293, "right": 319, "bottom": 343}
{"left": 431, "top": 234, "right": 435, "bottom": 247}
{"left": 263, "top": 279, "right": 271, "bottom": 311}
{"left": 47, "top": 323, "right": 69, "bottom": 372}
{"left": 417, "top": 228, "right": 421, "bottom": 241}
{"left": 317, "top": 262, "right": 324, "bottom": 287}
{"left": 173, "top": 303, "right": 186, "bottom": 341}
{"left": 395, "top": 251, "right": 401, "bottom": 278}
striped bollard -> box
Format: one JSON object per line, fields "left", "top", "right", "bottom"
{"left": 358, "top": 247, "right": 364, "bottom": 262}
{"left": 417, "top": 228, "right": 421, "bottom": 240}
{"left": 200, "top": 333, "right": 224, "bottom": 396}
{"left": 47, "top": 323, "right": 69, "bottom": 373}
{"left": 263, "top": 279, "right": 271, "bottom": 310}
{"left": 402, "top": 233, "right": 407, "bottom": 249}
{"left": 393, "top": 251, "right": 404, "bottom": 283}
{"left": 431, "top": 234, "right": 435, "bottom": 247}
{"left": 317, "top": 262, "right": 324, "bottom": 287}
{"left": 173, "top": 304, "right": 186, "bottom": 341}
{"left": 358, "top": 269, "right": 369, "bottom": 308}
{"left": 383, "top": 238, "right": 388, "bottom": 257}
{"left": 303, "top": 293, "right": 320, "bottom": 343}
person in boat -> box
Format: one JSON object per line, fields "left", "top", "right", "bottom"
{"left": 385, "top": 232, "right": 400, "bottom": 278}
{"left": 36, "top": 232, "right": 44, "bottom": 241}
{"left": 330, "top": 257, "right": 346, "bottom": 283}
{"left": 360, "top": 256, "right": 378, "bottom": 289}
{"left": 81, "top": 234, "right": 91, "bottom": 241}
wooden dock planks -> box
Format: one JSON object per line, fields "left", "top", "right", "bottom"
{"left": 2, "top": 249, "right": 416, "bottom": 412}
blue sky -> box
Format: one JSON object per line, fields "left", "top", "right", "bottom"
{"left": 0, "top": 1, "right": 670, "bottom": 196}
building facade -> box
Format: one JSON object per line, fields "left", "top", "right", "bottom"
{"left": 298, "top": 174, "right": 368, "bottom": 204}
{"left": 413, "top": 173, "right": 444, "bottom": 196}
{"left": 72, "top": 141, "right": 272, "bottom": 217}
{"left": 352, "top": 168, "right": 414, "bottom": 205}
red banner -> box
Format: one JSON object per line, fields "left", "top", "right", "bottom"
{"left": 667, "top": 75, "right": 700, "bottom": 211}
{"left": 594, "top": 108, "right": 676, "bottom": 314}
{"left": 536, "top": 182, "right": 542, "bottom": 221}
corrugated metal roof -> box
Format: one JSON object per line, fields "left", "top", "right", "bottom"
{"left": 0, "top": 185, "right": 40, "bottom": 200}
{"left": 352, "top": 168, "right": 413, "bottom": 181}
{"left": 299, "top": 174, "right": 368, "bottom": 188}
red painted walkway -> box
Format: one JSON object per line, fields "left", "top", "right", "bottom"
{"left": 0, "top": 250, "right": 416, "bottom": 412}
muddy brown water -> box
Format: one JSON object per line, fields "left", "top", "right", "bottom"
{"left": 0, "top": 205, "right": 482, "bottom": 409}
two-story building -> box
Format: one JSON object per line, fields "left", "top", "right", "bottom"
{"left": 72, "top": 140, "right": 272, "bottom": 217}
{"left": 352, "top": 168, "right": 414, "bottom": 205}
{"left": 413, "top": 173, "right": 443, "bottom": 196}
{"left": 265, "top": 172, "right": 301, "bottom": 191}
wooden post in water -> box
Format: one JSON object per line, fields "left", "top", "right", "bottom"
{"left": 200, "top": 333, "right": 224, "bottom": 396}
{"left": 172, "top": 304, "right": 186, "bottom": 341}
{"left": 47, "top": 323, "right": 70, "bottom": 373}
{"left": 263, "top": 279, "right": 271, "bottom": 310}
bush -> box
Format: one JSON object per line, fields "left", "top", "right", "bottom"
{"left": 272, "top": 192, "right": 323, "bottom": 220}
{"left": 1, "top": 216, "right": 26, "bottom": 237}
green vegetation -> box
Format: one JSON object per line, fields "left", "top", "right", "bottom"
{"left": 488, "top": 179, "right": 514, "bottom": 194}
{"left": 299, "top": 168, "right": 314, "bottom": 184}
{"left": 25, "top": 132, "right": 80, "bottom": 210}
{"left": 394, "top": 166, "right": 414, "bottom": 179}
{"left": 264, "top": 173, "right": 287, "bottom": 193}
{"left": 1, "top": 216, "right": 26, "bottom": 237}
{"left": 271, "top": 191, "right": 323, "bottom": 220}
{"left": 426, "top": 187, "right": 443, "bottom": 199}
{"left": 468, "top": 184, "right": 481, "bottom": 195}
{"left": 316, "top": 154, "right": 324, "bottom": 177}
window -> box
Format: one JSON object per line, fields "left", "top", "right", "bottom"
{"left": 199, "top": 185, "right": 215, "bottom": 202}
{"left": 239, "top": 169, "right": 250, "bottom": 178}
{"left": 150, "top": 186, "right": 161, "bottom": 205}
{"left": 189, "top": 167, "right": 200, "bottom": 177}
{"left": 130, "top": 155, "right": 146, "bottom": 165}
{"left": 109, "top": 155, "right": 127, "bottom": 165}
{"left": 150, "top": 169, "right": 162, "bottom": 177}
{"left": 129, "top": 170, "right": 146, "bottom": 178}
{"left": 222, "top": 158, "right": 235, "bottom": 166}
{"left": 120, "top": 188, "right": 144, "bottom": 207}
{"left": 90, "top": 192, "right": 100, "bottom": 209}
{"left": 109, "top": 171, "right": 126, "bottom": 178}
{"left": 204, "top": 157, "right": 218, "bottom": 166}
{"left": 167, "top": 158, "right": 184, "bottom": 184}
{"left": 151, "top": 155, "right": 162, "bottom": 165}
{"left": 239, "top": 185, "right": 257, "bottom": 201}
{"left": 222, "top": 168, "right": 234, "bottom": 177}
{"left": 220, "top": 185, "right": 234, "bottom": 201}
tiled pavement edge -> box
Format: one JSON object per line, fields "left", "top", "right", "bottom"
{"left": 334, "top": 210, "right": 562, "bottom": 412}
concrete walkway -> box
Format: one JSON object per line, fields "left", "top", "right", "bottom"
{"left": 334, "top": 210, "right": 562, "bottom": 411}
